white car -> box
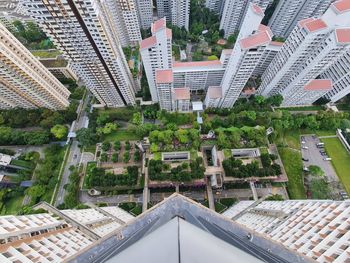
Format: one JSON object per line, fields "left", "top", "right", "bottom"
{"left": 302, "top": 146, "right": 309, "bottom": 149}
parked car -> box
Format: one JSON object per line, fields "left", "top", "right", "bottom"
{"left": 302, "top": 158, "right": 309, "bottom": 162}
{"left": 302, "top": 146, "right": 309, "bottom": 149}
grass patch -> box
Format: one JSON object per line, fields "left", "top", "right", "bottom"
{"left": 214, "top": 201, "right": 227, "bottom": 213}
{"left": 98, "top": 107, "right": 137, "bottom": 122}
{"left": 321, "top": 137, "right": 350, "bottom": 194}
{"left": 84, "top": 145, "right": 96, "bottom": 154}
{"left": 190, "top": 149, "right": 198, "bottom": 160}
{"left": 103, "top": 129, "right": 142, "bottom": 142}
{"left": 259, "top": 147, "right": 268, "bottom": 155}
{"left": 278, "top": 147, "right": 306, "bottom": 199}
{"left": 223, "top": 149, "right": 232, "bottom": 158}
{"left": 31, "top": 49, "right": 61, "bottom": 58}
{"left": 10, "top": 159, "right": 33, "bottom": 169}
{"left": 83, "top": 162, "right": 97, "bottom": 189}
{"left": 153, "top": 152, "right": 161, "bottom": 160}
{"left": 218, "top": 198, "right": 237, "bottom": 207}
{"left": 0, "top": 195, "right": 24, "bottom": 215}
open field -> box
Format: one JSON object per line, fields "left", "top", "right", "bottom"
{"left": 321, "top": 137, "right": 350, "bottom": 194}
{"left": 103, "top": 130, "right": 142, "bottom": 142}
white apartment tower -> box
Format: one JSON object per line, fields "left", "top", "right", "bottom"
{"left": 323, "top": 50, "right": 350, "bottom": 102}
{"left": 135, "top": 0, "right": 154, "bottom": 29}
{"left": 259, "top": 0, "right": 350, "bottom": 107}
{"left": 107, "top": 0, "right": 142, "bottom": 47}
{"left": 268, "top": 0, "right": 333, "bottom": 38}
{"left": 220, "top": 0, "right": 273, "bottom": 38}
{"left": 252, "top": 41, "right": 283, "bottom": 76}
{"left": 22, "top": 0, "right": 136, "bottom": 108}
{"left": 140, "top": 18, "right": 172, "bottom": 102}
{"left": 156, "top": 0, "right": 190, "bottom": 30}
{"left": 217, "top": 4, "right": 273, "bottom": 108}
{"left": 224, "top": 200, "right": 350, "bottom": 262}
{"left": 0, "top": 23, "right": 70, "bottom": 110}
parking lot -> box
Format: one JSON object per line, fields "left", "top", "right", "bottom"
{"left": 301, "top": 135, "right": 338, "bottom": 182}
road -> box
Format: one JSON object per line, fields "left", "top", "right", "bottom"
{"left": 54, "top": 93, "right": 91, "bottom": 206}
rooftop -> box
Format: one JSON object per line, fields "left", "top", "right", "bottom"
{"left": 39, "top": 58, "right": 68, "bottom": 68}
{"left": 270, "top": 41, "right": 284, "bottom": 46}
{"left": 335, "top": 28, "right": 350, "bottom": 44}
{"left": 251, "top": 3, "right": 264, "bottom": 16}
{"left": 0, "top": 154, "right": 11, "bottom": 166}
{"left": 151, "top": 17, "right": 166, "bottom": 34}
{"left": 332, "top": 0, "right": 350, "bottom": 13}
{"left": 239, "top": 30, "right": 271, "bottom": 50}
{"left": 173, "top": 60, "right": 222, "bottom": 69}
{"left": 303, "top": 18, "right": 328, "bottom": 33}
{"left": 140, "top": 36, "right": 157, "bottom": 50}
{"left": 68, "top": 194, "right": 307, "bottom": 263}
{"left": 298, "top": 18, "right": 315, "bottom": 28}
{"left": 207, "top": 86, "right": 222, "bottom": 99}
{"left": 174, "top": 88, "right": 190, "bottom": 100}
{"left": 156, "top": 69, "right": 173, "bottom": 84}
{"left": 304, "top": 79, "right": 333, "bottom": 91}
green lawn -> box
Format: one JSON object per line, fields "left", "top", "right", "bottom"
{"left": 10, "top": 159, "right": 33, "bottom": 169}
{"left": 278, "top": 147, "right": 306, "bottom": 199}
{"left": 84, "top": 145, "right": 97, "bottom": 154}
{"left": 31, "top": 49, "right": 62, "bottom": 58}
{"left": 321, "top": 138, "right": 350, "bottom": 194}
{"left": 1, "top": 196, "right": 24, "bottom": 215}
{"left": 98, "top": 107, "right": 137, "bottom": 122}
{"left": 103, "top": 129, "right": 142, "bottom": 142}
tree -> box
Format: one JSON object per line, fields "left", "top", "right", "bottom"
{"left": 255, "top": 95, "right": 266, "bottom": 105}
{"left": 26, "top": 185, "right": 46, "bottom": 200}
{"left": 97, "top": 122, "right": 118, "bottom": 135}
{"left": 309, "top": 165, "right": 325, "bottom": 176}
{"left": 207, "top": 55, "right": 219, "bottom": 61}
{"left": 267, "top": 95, "right": 283, "bottom": 106}
{"left": 76, "top": 128, "right": 96, "bottom": 147}
{"left": 96, "top": 112, "right": 110, "bottom": 127}
{"left": 132, "top": 112, "right": 142, "bottom": 126}
{"left": 50, "top": 124, "right": 68, "bottom": 139}
{"left": 101, "top": 142, "right": 111, "bottom": 151}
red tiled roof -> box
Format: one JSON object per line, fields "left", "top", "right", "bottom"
{"left": 303, "top": 19, "right": 327, "bottom": 33}
{"left": 174, "top": 88, "right": 190, "bottom": 100}
{"left": 151, "top": 17, "right": 166, "bottom": 33}
{"left": 304, "top": 79, "right": 332, "bottom": 91}
{"left": 207, "top": 86, "right": 222, "bottom": 99}
{"left": 217, "top": 39, "right": 227, "bottom": 45}
{"left": 155, "top": 69, "right": 173, "bottom": 84}
{"left": 298, "top": 18, "right": 315, "bottom": 28}
{"left": 335, "top": 28, "right": 350, "bottom": 44}
{"left": 173, "top": 60, "right": 222, "bottom": 68}
{"left": 140, "top": 36, "right": 157, "bottom": 50}
{"left": 251, "top": 3, "right": 264, "bottom": 16}
{"left": 239, "top": 30, "right": 271, "bottom": 50}
{"left": 332, "top": 0, "right": 350, "bottom": 13}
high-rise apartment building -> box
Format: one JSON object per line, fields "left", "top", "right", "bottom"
{"left": 106, "top": 0, "right": 142, "bottom": 47}
{"left": 156, "top": 0, "right": 190, "bottom": 30}
{"left": 22, "top": 0, "right": 136, "bottom": 108}
{"left": 0, "top": 23, "right": 70, "bottom": 110}
{"left": 323, "top": 50, "right": 350, "bottom": 102}
{"left": 224, "top": 199, "right": 350, "bottom": 262}
{"left": 268, "top": 0, "right": 333, "bottom": 38}
{"left": 135, "top": 0, "right": 154, "bottom": 29}
{"left": 217, "top": 4, "right": 273, "bottom": 108}
{"left": 140, "top": 18, "right": 173, "bottom": 102}
{"left": 259, "top": 0, "right": 350, "bottom": 107}
{"left": 205, "top": 0, "right": 225, "bottom": 14}
{"left": 252, "top": 41, "right": 283, "bottom": 77}
{"left": 220, "top": 0, "right": 273, "bottom": 38}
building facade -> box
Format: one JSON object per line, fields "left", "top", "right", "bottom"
{"left": 0, "top": 23, "right": 70, "bottom": 110}
{"left": 22, "top": 0, "right": 136, "bottom": 108}
{"left": 252, "top": 41, "right": 283, "bottom": 77}
{"left": 205, "top": 0, "right": 225, "bottom": 14}
{"left": 219, "top": 0, "right": 273, "bottom": 38}
{"left": 224, "top": 200, "right": 350, "bottom": 262}
{"left": 217, "top": 4, "right": 273, "bottom": 108}
{"left": 268, "top": 0, "right": 333, "bottom": 38}
{"left": 156, "top": 0, "right": 190, "bottom": 30}
{"left": 323, "top": 50, "right": 350, "bottom": 102}
{"left": 259, "top": 0, "right": 350, "bottom": 106}
{"left": 135, "top": 0, "right": 153, "bottom": 29}
{"left": 107, "top": 0, "right": 142, "bottom": 47}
